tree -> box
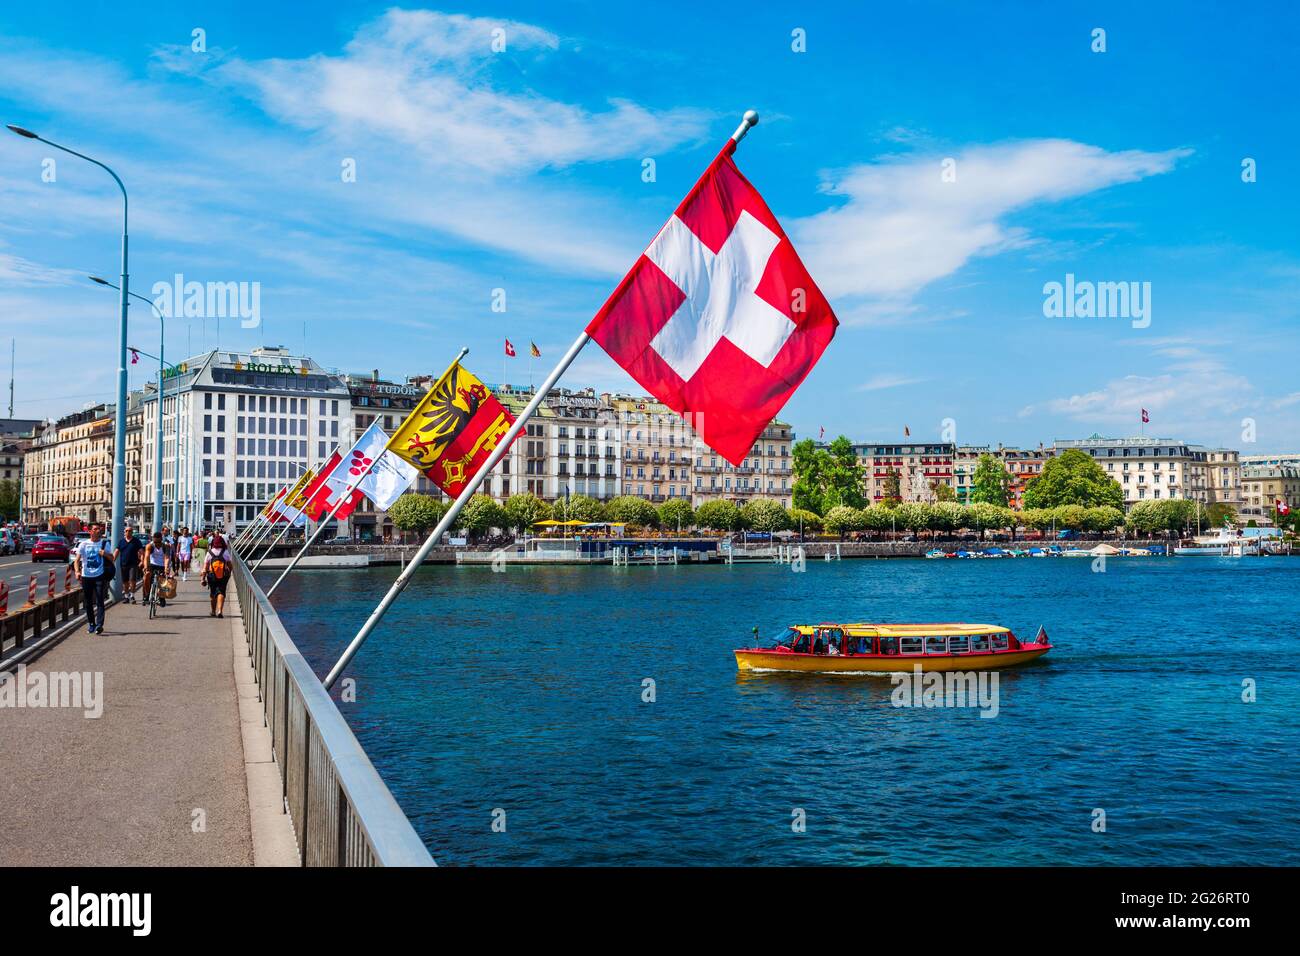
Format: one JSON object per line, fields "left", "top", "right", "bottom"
{"left": 658, "top": 498, "right": 694, "bottom": 532}
{"left": 0, "top": 478, "right": 18, "bottom": 521}
{"left": 742, "top": 499, "right": 790, "bottom": 533}
{"left": 458, "top": 494, "right": 504, "bottom": 539}
{"left": 565, "top": 495, "right": 607, "bottom": 523}
{"left": 893, "top": 502, "right": 930, "bottom": 535}
{"left": 931, "top": 481, "right": 956, "bottom": 502}
{"left": 1022, "top": 449, "right": 1124, "bottom": 509}
{"left": 387, "top": 493, "right": 448, "bottom": 538}
{"left": 1084, "top": 505, "right": 1124, "bottom": 534}
{"left": 880, "top": 469, "right": 902, "bottom": 505}
{"left": 931, "top": 502, "right": 964, "bottom": 536}
{"left": 823, "top": 505, "right": 864, "bottom": 538}
{"left": 503, "top": 493, "right": 552, "bottom": 532}
{"left": 971, "top": 454, "right": 1012, "bottom": 507}
{"left": 791, "top": 435, "right": 866, "bottom": 513}
{"left": 788, "top": 508, "right": 822, "bottom": 534}
{"left": 1206, "top": 502, "right": 1237, "bottom": 528}
{"left": 695, "top": 500, "right": 741, "bottom": 531}
{"left": 606, "top": 495, "right": 658, "bottom": 529}
{"left": 963, "top": 502, "right": 1009, "bottom": 538}
{"left": 860, "top": 506, "right": 894, "bottom": 537}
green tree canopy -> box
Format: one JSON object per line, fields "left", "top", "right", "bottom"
{"left": 742, "top": 499, "right": 790, "bottom": 533}
{"left": 1083, "top": 506, "right": 1125, "bottom": 533}
{"left": 564, "top": 495, "right": 607, "bottom": 523}
{"left": 788, "top": 508, "right": 822, "bottom": 533}
{"left": 387, "top": 493, "right": 448, "bottom": 537}
{"left": 1022, "top": 449, "right": 1124, "bottom": 509}
{"left": 932, "top": 481, "right": 956, "bottom": 502}
{"left": 1205, "top": 502, "right": 1238, "bottom": 528}
{"left": 606, "top": 495, "right": 658, "bottom": 529}
{"left": 0, "top": 478, "right": 18, "bottom": 522}
{"left": 502, "top": 493, "right": 552, "bottom": 532}
{"left": 458, "top": 494, "right": 505, "bottom": 539}
{"left": 791, "top": 436, "right": 865, "bottom": 514}
{"left": 657, "top": 498, "right": 695, "bottom": 531}
{"left": 695, "top": 500, "right": 741, "bottom": 531}
{"left": 824, "top": 505, "right": 865, "bottom": 536}
{"left": 971, "top": 454, "right": 1012, "bottom": 507}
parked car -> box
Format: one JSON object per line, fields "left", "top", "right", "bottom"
{"left": 327, "top": 535, "right": 353, "bottom": 545}
{"left": 0, "top": 529, "right": 14, "bottom": 556}
{"left": 31, "top": 534, "right": 71, "bottom": 563}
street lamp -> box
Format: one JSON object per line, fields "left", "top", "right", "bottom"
{"left": 93, "top": 275, "right": 167, "bottom": 533}
{"left": 10, "top": 124, "right": 130, "bottom": 597}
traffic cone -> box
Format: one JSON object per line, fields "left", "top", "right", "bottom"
{"left": 65, "top": 564, "right": 74, "bottom": 593}
{"left": 23, "top": 574, "right": 37, "bottom": 608}
{"left": 48, "top": 569, "right": 57, "bottom": 599}
{"left": 0, "top": 581, "right": 8, "bottom": 616}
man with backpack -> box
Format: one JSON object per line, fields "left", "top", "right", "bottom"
{"left": 201, "top": 533, "right": 232, "bottom": 618}
{"left": 74, "top": 522, "right": 112, "bottom": 634}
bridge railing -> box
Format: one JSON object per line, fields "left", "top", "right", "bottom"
{"left": 232, "top": 552, "right": 434, "bottom": 867}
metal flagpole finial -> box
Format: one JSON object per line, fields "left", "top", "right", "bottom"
{"left": 731, "top": 110, "right": 759, "bottom": 144}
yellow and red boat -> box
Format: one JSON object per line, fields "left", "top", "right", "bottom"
{"left": 734, "top": 623, "right": 1052, "bottom": 674}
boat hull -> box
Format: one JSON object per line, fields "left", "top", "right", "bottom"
{"left": 734, "top": 647, "right": 1050, "bottom": 674}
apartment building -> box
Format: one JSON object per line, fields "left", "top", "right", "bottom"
{"left": 853, "top": 442, "right": 955, "bottom": 503}
{"left": 693, "top": 420, "right": 794, "bottom": 508}
{"left": 1241, "top": 464, "right": 1300, "bottom": 521}
{"left": 1052, "top": 435, "right": 1230, "bottom": 506}
{"left": 612, "top": 397, "right": 693, "bottom": 502}
{"left": 21, "top": 403, "right": 115, "bottom": 527}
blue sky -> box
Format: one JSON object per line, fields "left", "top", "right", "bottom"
{"left": 1, "top": 1, "right": 1296, "bottom": 451}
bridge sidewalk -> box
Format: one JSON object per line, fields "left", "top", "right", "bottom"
{"left": 1, "top": 575, "right": 261, "bottom": 866}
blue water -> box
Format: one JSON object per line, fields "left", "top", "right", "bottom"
{"left": 265, "top": 556, "right": 1300, "bottom": 866}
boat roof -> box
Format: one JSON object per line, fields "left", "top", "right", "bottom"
{"left": 792, "top": 622, "right": 1011, "bottom": 636}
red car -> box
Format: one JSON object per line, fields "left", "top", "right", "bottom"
{"left": 30, "top": 534, "right": 70, "bottom": 563}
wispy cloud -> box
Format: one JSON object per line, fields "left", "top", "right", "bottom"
{"left": 792, "top": 139, "right": 1190, "bottom": 324}
{"left": 857, "top": 372, "right": 926, "bottom": 391}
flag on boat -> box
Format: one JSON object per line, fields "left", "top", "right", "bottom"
{"left": 1141, "top": 408, "right": 1150, "bottom": 423}
{"left": 308, "top": 422, "right": 417, "bottom": 519}
{"left": 585, "top": 137, "right": 837, "bottom": 465}
{"left": 387, "top": 362, "right": 516, "bottom": 497}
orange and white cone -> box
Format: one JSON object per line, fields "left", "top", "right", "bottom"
{"left": 65, "top": 564, "right": 74, "bottom": 593}
{"left": 24, "top": 574, "right": 37, "bottom": 607}
{"left": 0, "top": 581, "right": 8, "bottom": 616}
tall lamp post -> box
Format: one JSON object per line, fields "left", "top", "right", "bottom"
{"left": 89, "top": 277, "right": 167, "bottom": 534}
{"left": 9, "top": 124, "right": 130, "bottom": 597}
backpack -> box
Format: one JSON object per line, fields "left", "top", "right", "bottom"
{"left": 210, "top": 556, "right": 228, "bottom": 580}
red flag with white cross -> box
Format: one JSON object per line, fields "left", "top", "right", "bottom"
{"left": 586, "top": 138, "right": 837, "bottom": 465}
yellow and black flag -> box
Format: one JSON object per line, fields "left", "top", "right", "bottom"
{"left": 387, "top": 363, "right": 516, "bottom": 497}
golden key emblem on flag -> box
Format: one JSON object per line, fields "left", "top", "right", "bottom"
{"left": 440, "top": 413, "right": 510, "bottom": 488}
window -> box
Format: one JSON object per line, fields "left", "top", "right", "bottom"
{"left": 925, "top": 636, "right": 947, "bottom": 654}
{"left": 899, "top": 636, "right": 922, "bottom": 655}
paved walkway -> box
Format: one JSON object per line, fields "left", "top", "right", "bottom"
{"left": 0, "top": 575, "right": 278, "bottom": 866}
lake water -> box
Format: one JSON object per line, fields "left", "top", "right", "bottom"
{"left": 263, "top": 555, "right": 1300, "bottom": 866}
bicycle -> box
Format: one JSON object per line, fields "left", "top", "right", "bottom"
{"left": 145, "top": 568, "right": 164, "bottom": 619}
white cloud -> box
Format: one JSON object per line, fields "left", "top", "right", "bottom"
{"left": 857, "top": 372, "right": 926, "bottom": 391}
{"left": 791, "top": 139, "right": 1190, "bottom": 322}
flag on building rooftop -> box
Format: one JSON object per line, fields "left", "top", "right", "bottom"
{"left": 1141, "top": 408, "right": 1150, "bottom": 423}
{"left": 387, "top": 361, "right": 516, "bottom": 497}
{"left": 530, "top": 341, "right": 541, "bottom": 358}
{"left": 585, "top": 136, "right": 837, "bottom": 465}
{"left": 505, "top": 338, "right": 516, "bottom": 357}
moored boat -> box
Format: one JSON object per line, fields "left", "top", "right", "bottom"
{"left": 735, "top": 623, "right": 1052, "bottom": 673}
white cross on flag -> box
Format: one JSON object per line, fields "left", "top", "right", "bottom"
{"left": 586, "top": 138, "right": 837, "bottom": 464}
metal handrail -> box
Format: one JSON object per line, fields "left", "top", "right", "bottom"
{"left": 232, "top": 552, "right": 434, "bottom": 866}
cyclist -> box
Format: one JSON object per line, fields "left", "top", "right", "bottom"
{"left": 142, "top": 530, "right": 173, "bottom": 609}
{"left": 177, "top": 526, "right": 194, "bottom": 583}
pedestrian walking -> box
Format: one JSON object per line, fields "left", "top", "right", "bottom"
{"left": 114, "top": 524, "right": 144, "bottom": 604}
{"left": 201, "top": 533, "right": 232, "bottom": 618}
{"left": 177, "top": 527, "right": 194, "bottom": 583}
{"left": 74, "top": 522, "right": 110, "bottom": 634}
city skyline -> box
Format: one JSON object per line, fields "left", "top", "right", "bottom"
{"left": 2, "top": 2, "right": 1297, "bottom": 452}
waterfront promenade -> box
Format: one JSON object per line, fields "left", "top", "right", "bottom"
{"left": 0, "top": 577, "right": 295, "bottom": 866}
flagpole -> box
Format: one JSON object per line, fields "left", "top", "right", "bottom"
{"left": 251, "top": 465, "right": 317, "bottom": 570}
{"left": 267, "top": 349, "right": 470, "bottom": 595}
{"left": 324, "top": 330, "right": 592, "bottom": 689}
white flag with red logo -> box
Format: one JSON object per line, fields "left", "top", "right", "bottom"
{"left": 586, "top": 138, "right": 837, "bottom": 464}
{"left": 337, "top": 422, "right": 418, "bottom": 510}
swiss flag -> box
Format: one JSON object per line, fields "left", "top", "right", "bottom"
{"left": 586, "top": 139, "right": 837, "bottom": 464}
{"left": 504, "top": 338, "right": 516, "bottom": 357}
{"left": 1278, "top": 499, "right": 1291, "bottom": 516}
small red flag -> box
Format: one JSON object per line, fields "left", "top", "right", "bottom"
{"left": 505, "top": 338, "right": 516, "bottom": 357}
{"left": 1141, "top": 408, "right": 1150, "bottom": 423}
{"left": 1278, "top": 499, "right": 1291, "bottom": 516}
{"left": 129, "top": 348, "right": 139, "bottom": 365}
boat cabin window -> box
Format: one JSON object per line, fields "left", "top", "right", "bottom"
{"left": 925, "top": 636, "right": 948, "bottom": 654}
{"left": 792, "top": 631, "right": 812, "bottom": 654}
{"left": 879, "top": 635, "right": 898, "bottom": 655}
{"left": 990, "top": 633, "right": 1009, "bottom": 650}
{"left": 972, "top": 634, "right": 991, "bottom": 652}
{"left": 898, "top": 636, "right": 922, "bottom": 655}
{"left": 948, "top": 635, "right": 970, "bottom": 654}
{"left": 851, "top": 634, "right": 873, "bottom": 655}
